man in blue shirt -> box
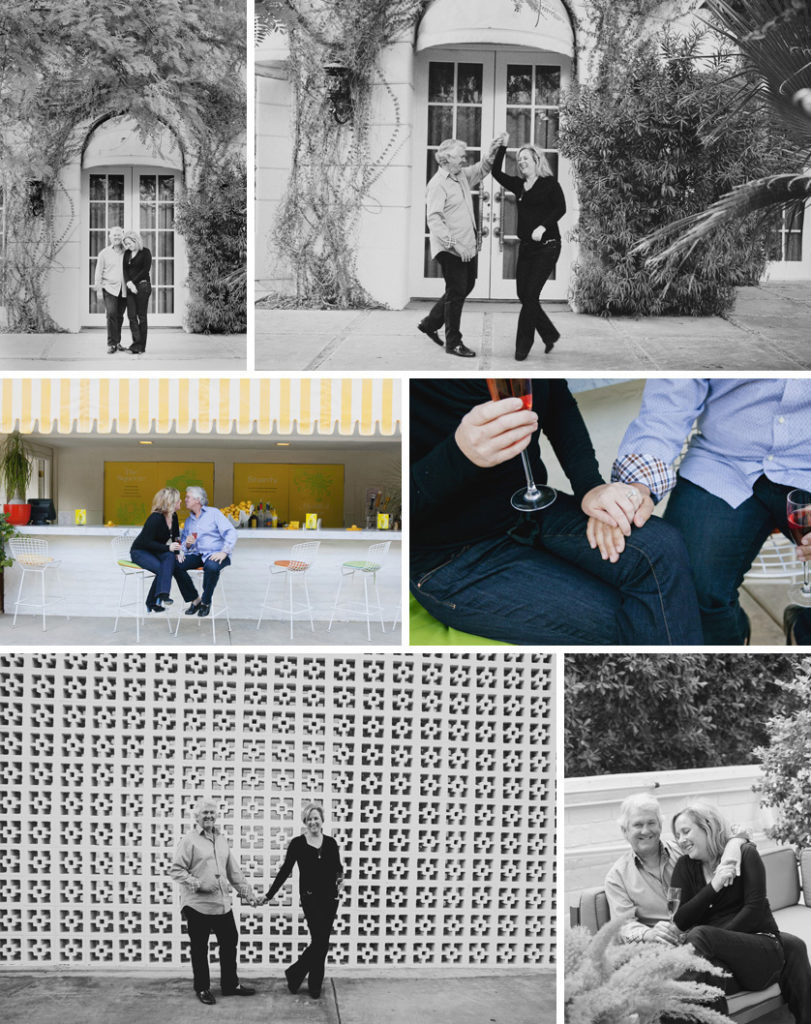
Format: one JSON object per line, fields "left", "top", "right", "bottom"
{"left": 587, "top": 380, "right": 811, "bottom": 644}
{"left": 177, "top": 486, "right": 237, "bottom": 617}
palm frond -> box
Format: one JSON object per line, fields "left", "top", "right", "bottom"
{"left": 634, "top": 171, "right": 811, "bottom": 263}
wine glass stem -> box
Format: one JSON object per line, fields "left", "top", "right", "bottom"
{"left": 519, "top": 450, "right": 541, "bottom": 499}
{"left": 803, "top": 560, "right": 811, "bottom": 595}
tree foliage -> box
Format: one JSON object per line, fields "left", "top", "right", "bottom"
{"left": 0, "top": 0, "right": 245, "bottom": 331}
{"left": 565, "top": 654, "right": 798, "bottom": 777}
{"left": 754, "top": 664, "right": 811, "bottom": 852}
{"left": 174, "top": 159, "right": 247, "bottom": 334}
{"left": 558, "top": 23, "right": 794, "bottom": 316}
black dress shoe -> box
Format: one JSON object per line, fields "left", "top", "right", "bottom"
{"left": 418, "top": 321, "right": 443, "bottom": 346}
{"left": 185, "top": 602, "right": 201, "bottom": 615}
{"left": 308, "top": 985, "right": 322, "bottom": 999}
{"left": 197, "top": 990, "right": 216, "bottom": 1005}
{"left": 157, "top": 594, "right": 173, "bottom": 606}
{"left": 445, "top": 342, "right": 476, "bottom": 358}
{"left": 116, "top": 344, "right": 127, "bottom": 352}
{"left": 543, "top": 329, "right": 560, "bottom": 354}
{"left": 222, "top": 984, "right": 255, "bottom": 996}
{"left": 285, "top": 966, "right": 302, "bottom": 994}
{"left": 107, "top": 345, "right": 118, "bottom": 354}
{"left": 147, "top": 602, "right": 166, "bottom": 613}
{"left": 197, "top": 603, "right": 211, "bottom": 617}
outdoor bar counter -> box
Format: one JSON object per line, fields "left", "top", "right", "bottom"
{"left": 9, "top": 525, "right": 401, "bottom": 623}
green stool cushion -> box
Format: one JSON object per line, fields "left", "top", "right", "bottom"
{"left": 342, "top": 560, "right": 381, "bottom": 571}
{"left": 409, "top": 594, "right": 511, "bottom": 646}
{"left": 117, "top": 559, "right": 143, "bottom": 570}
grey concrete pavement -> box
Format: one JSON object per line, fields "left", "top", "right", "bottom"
{"left": 0, "top": 329, "right": 246, "bottom": 370}
{"left": 0, "top": 970, "right": 553, "bottom": 1024}
{"left": 255, "top": 282, "right": 810, "bottom": 371}
{"left": 0, "top": 614, "right": 402, "bottom": 646}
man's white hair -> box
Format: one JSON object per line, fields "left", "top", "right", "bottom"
{"left": 618, "top": 793, "right": 662, "bottom": 832}
{"left": 186, "top": 485, "right": 208, "bottom": 506}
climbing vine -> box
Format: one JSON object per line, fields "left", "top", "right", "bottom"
{"left": 260, "top": 0, "right": 428, "bottom": 309}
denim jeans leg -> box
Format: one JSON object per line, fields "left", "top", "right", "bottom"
{"left": 686, "top": 925, "right": 784, "bottom": 992}
{"left": 537, "top": 494, "right": 703, "bottom": 644}
{"left": 199, "top": 556, "right": 230, "bottom": 604}
{"left": 664, "top": 476, "right": 777, "bottom": 643}
{"left": 411, "top": 530, "right": 625, "bottom": 644}
{"left": 103, "top": 291, "right": 126, "bottom": 347}
{"left": 129, "top": 549, "right": 175, "bottom": 607}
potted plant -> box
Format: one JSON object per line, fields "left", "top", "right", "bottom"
{"left": 1, "top": 430, "right": 33, "bottom": 525}
{"left": 0, "top": 510, "right": 19, "bottom": 613}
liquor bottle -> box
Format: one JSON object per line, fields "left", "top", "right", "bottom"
{"left": 248, "top": 506, "right": 258, "bottom": 529}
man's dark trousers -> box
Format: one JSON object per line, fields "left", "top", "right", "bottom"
{"left": 423, "top": 252, "right": 478, "bottom": 348}
{"left": 102, "top": 291, "right": 127, "bottom": 348}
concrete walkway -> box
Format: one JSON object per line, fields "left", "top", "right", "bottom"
{"left": 255, "top": 282, "right": 810, "bottom": 371}
{"left": 0, "top": 614, "right": 402, "bottom": 646}
{"left": 0, "top": 329, "right": 246, "bottom": 370}
{"left": 0, "top": 970, "right": 553, "bottom": 1024}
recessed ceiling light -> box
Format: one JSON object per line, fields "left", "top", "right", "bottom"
{"left": 139, "top": 440, "right": 153, "bottom": 445}
{"left": 276, "top": 442, "right": 291, "bottom": 446}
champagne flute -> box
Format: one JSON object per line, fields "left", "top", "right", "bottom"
{"left": 485, "top": 378, "right": 556, "bottom": 512}
{"left": 665, "top": 886, "right": 681, "bottom": 922}
{"left": 787, "top": 489, "right": 811, "bottom": 605}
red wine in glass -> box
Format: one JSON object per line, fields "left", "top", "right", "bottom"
{"left": 787, "top": 489, "right": 811, "bottom": 605}
{"left": 485, "top": 378, "right": 556, "bottom": 512}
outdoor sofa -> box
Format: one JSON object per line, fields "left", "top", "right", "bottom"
{"left": 571, "top": 846, "right": 811, "bottom": 1023}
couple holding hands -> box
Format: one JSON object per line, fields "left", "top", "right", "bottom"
{"left": 170, "top": 800, "right": 343, "bottom": 1005}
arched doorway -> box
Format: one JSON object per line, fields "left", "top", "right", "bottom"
{"left": 410, "top": 0, "right": 576, "bottom": 301}
{"left": 81, "top": 117, "right": 188, "bottom": 328}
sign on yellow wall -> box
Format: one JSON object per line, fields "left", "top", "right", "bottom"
{"left": 104, "top": 462, "right": 215, "bottom": 525}
{"left": 232, "top": 464, "right": 344, "bottom": 527}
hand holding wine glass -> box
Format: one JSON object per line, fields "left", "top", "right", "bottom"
{"left": 787, "top": 489, "right": 811, "bottom": 605}
{"left": 485, "top": 379, "right": 556, "bottom": 512}
{"left": 665, "top": 886, "right": 681, "bottom": 921}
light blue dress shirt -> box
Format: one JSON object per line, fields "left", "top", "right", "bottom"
{"left": 180, "top": 506, "right": 237, "bottom": 557}
{"left": 614, "top": 379, "right": 811, "bottom": 508}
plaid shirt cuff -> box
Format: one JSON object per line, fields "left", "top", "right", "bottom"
{"left": 611, "top": 453, "right": 675, "bottom": 504}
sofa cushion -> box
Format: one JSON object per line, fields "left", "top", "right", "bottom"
{"left": 801, "top": 849, "right": 811, "bottom": 908}
{"left": 762, "top": 847, "right": 800, "bottom": 911}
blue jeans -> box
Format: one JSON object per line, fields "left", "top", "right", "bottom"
{"left": 664, "top": 475, "right": 811, "bottom": 644}
{"left": 102, "top": 291, "right": 126, "bottom": 347}
{"left": 129, "top": 548, "right": 177, "bottom": 609}
{"left": 177, "top": 554, "right": 230, "bottom": 605}
{"left": 410, "top": 492, "right": 702, "bottom": 645}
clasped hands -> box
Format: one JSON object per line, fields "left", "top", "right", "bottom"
{"left": 583, "top": 482, "right": 655, "bottom": 563}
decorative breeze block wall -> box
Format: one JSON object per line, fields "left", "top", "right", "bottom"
{"left": 0, "top": 651, "right": 555, "bottom": 969}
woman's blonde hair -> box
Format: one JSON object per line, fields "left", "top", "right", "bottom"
{"left": 152, "top": 487, "right": 181, "bottom": 514}
{"left": 123, "top": 229, "right": 143, "bottom": 252}
{"left": 672, "top": 802, "right": 730, "bottom": 865}
{"left": 302, "top": 802, "right": 325, "bottom": 825}
{"left": 517, "top": 144, "right": 553, "bottom": 179}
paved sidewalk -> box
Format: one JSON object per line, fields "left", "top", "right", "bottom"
{"left": 0, "top": 970, "right": 553, "bottom": 1024}
{"left": 0, "top": 614, "right": 402, "bottom": 646}
{"left": 255, "top": 282, "right": 810, "bottom": 371}
{"left": 0, "top": 329, "right": 246, "bottom": 370}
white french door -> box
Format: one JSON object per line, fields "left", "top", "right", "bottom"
{"left": 83, "top": 167, "right": 183, "bottom": 327}
{"left": 412, "top": 49, "right": 573, "bottom": 301}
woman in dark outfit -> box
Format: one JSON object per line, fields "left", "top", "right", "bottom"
{"left": 129, "top": 487, "right": 198, "bottom": 612}
{"left": 671, "top": 803, "right": 787, "bottom": 1014}
{"left": 123, "top": 230, "right": 152, "bottom": 355}
{"left": 410, "top": 379, "right": 702, "bottom": 645}
{"left": 491, "top": 141, "right": 565, "bottom": 359}
{"left": 262, "top": 804, "right": 343, "bottom": 999}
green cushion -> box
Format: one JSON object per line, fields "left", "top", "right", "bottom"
{"left": 342, "top": 560, "right": 382, "bottom": 571}
{"left": 408, "top": 594, "right": 511, "bottom": 646}
{"left": 117, "top": 559, "right": 142, "bottom": 570}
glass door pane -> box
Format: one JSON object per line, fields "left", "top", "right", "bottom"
{"left": 88, "top": 173, "right": 125, "bottom": 314}
{"left": 138, "top": 173, "right": 175, "bottom": 314}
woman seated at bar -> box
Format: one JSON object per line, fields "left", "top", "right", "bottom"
{"left": 410, "top": 378, "right": 702, "bottom": 645}
{"left": 129, "top": 487, "right": 197, "bottom": 613}
{"left": 177, "top": 486, "right": 237, "bottom": 617}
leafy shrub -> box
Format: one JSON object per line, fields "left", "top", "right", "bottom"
{"left": 174, "top": 159, "right": 247, "bottom": 334}
{"left": 565, "top": 654, "right": 797, "bottom": 777}
{"left": 558, "top": 29, "right": 791, "bottom": 316}
{"left": 754, "top": 666, "right": 811, "bottom": 851}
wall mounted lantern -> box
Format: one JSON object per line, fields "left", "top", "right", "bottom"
{"left": 324, "top": 62, "right": 353, "bottom": 125}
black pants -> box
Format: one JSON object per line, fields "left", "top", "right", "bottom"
{"left": 424, "top": 251, "right": 478, "bottom": 348}
{"left": 779, "top": 931, "right": 811, "bottom": 1024}
{"left": 287, "top": 895, "right": 338, "bottom": 996}
{"left": 687, "top": 924, "right": 785, "bottom": 1011}
{"left": 515, "top": 239, "right": 560, "bottom": 355}
{"left": 102, "top": 291, "right": 127, "bottom": 347}
{"left": 183, "top": 907, "right": 239, "bottom": 993}
{"left": 127, "top": 279, "right": 152, "bottom": 352}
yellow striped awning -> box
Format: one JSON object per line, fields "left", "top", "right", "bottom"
{"left": 0, "top": 378, "right": 400, "bottom": 436}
